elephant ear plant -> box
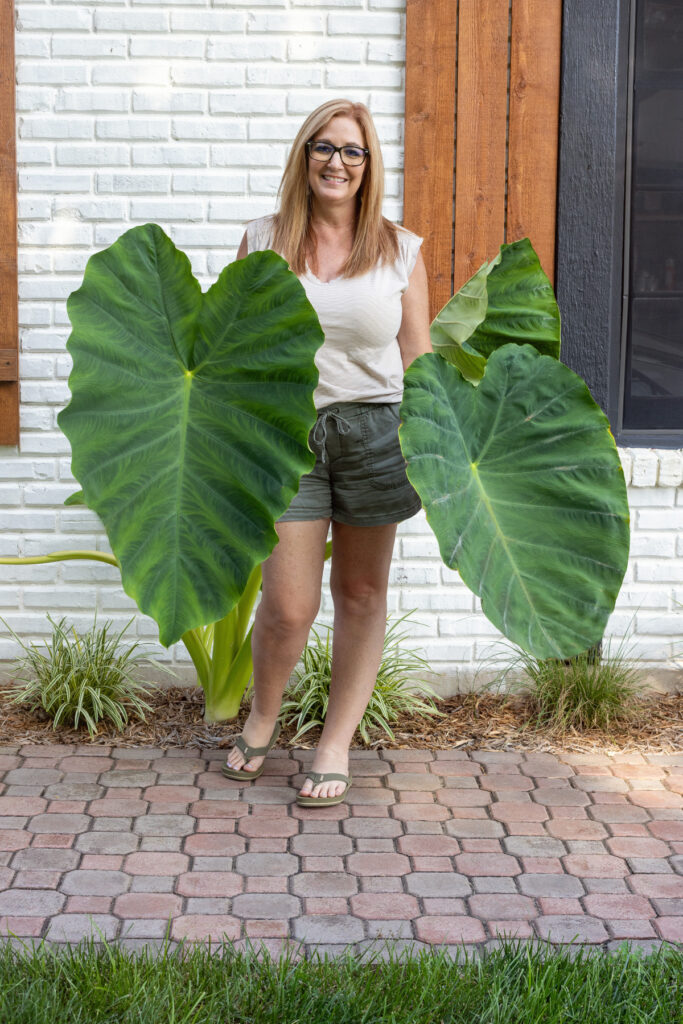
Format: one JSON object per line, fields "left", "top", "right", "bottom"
{"left": 1, "top": 223, "right": 324, "bottom": 722}
{"left": 399, "top": 238, "right": 630, "bottom": 661}
{"left": 2, "top": 229, "right": 629, "bottom": 721}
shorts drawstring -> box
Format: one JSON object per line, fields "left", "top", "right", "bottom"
{"left": 311, "top": 408, "right": 352, "bottom": 464}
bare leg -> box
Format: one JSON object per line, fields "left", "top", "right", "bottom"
{"left": 298, "top": 520, "right": 397, "bottom": 800}
{"left": 225, "top": 518, "right": 330, "bottom": 773}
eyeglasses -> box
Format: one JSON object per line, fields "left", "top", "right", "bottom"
{"left": 306, "top": 141, "right": 369, "bottom": 167}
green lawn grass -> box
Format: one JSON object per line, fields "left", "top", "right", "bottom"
{"left": 1, "top": 936, "right": 681, "bottom": 1023}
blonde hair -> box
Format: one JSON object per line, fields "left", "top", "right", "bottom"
{"left": 271, "top": 99, "right": 399, "bottom": 278}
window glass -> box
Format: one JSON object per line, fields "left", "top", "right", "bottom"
{"left": 623, "top": 0, "right": 683, "bottom": 430}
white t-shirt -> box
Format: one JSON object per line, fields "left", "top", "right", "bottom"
{"left": 245, "top": 214, "right": 423, "bottom": 409}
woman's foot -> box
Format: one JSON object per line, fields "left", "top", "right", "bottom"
{"left": 298, "top": 744, "right": 349, "bottom": 800}
{"left": 224, "top": 707, "right": 280, "bottom": 774}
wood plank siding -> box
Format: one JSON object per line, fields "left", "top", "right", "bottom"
{"left": 404, "top": 0, "right": 562, "bottom": 319}
{"left": 0, "top": 0, "right": 18, "bottom": 445}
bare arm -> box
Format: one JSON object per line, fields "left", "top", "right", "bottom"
{"left": 236, "top": 231, "right": 248, "bottom": 260}
{"left": 397, "top": 250, "right": 432, "bottom": 371}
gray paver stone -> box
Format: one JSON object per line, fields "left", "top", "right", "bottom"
{"left": 291, "top": 835, "right": 353, "bottom": 856}
{"left": 583, "top": 878, "right": 629, "bottom": 894}
{"left": 131, "top": 876, "right": 176, "bottom": 893}
{"left": 102, "top": 771, "right": 157, "bottom": 788}
{"left": 472, "top": 877, "right": 518, "bottom": 893}
{"left": 628, "top": 858, "right": 674, "bottom": 874}
{"left": 445, "top": 820, "right": 505, "bottom": 839}
{"left": 234, "top": 853, "right": 299, "bottom": 876}
{"left": 293, "top": 914, "right": 364, "bottom": 944}
{"left": 140, "top": 837, "right": 183, "bottom": 852}
{"left": 46, "top": 915, "right": 119, "bottom": 943}
{"left": 469, "top": 894, "right": 537, "bottom": 919}
{"left": 573, "top": 776, "right": 629, "bottom": 792}
{"left": 231, "top": 893, "right": 301, "bottom": 919}
{"left": 28, "top": 813, "right": 91, "bottom": 834}
{"left": 386, "top": 773, "right": 441, "bottom": 791}
{"left": 291, "top": 872, "right": 358, "bottom": 897}
{"left": 44, "top": 784, "right": 104, "bottom": 801}
{"left": 242, "top": 787, "right": 296, "bottom": 804}
{"left": 76, "top": 832, "right": 138, "bottom": 855}
{"left": 133, "top": 815, "right": 195, "bottom": 836}
{"left": 366, "top": 920, "right": 414, "bottom": 939}
{"left": 405, "top": 873, "right": 471, "bottom": 897}
{"left": 93, "top": 817, "right": 133, "bottom": 832}
{"left": 121, "top": 920, "right": 173, "bottom": 939}
{"left": 342, "top": 818, "right": 402, "bottom": 838}
{"left": 360, "top": 877, "right": 403, "bottom": 893}
{"left": 113, "top": 747, "right": 165, "bottom": 759}
{"left": 518, "top": 874, "right": 585, "bottom": 898}
{"left": 184, "top": 898, "right": 233, "bottom": 914}
{"left": 4, "top": 769, "right": 62, "bottom": 785}
{"left": 0, "top": 889, "right": 65, "bottom": 916}
{"left": 671, "top": 856, "right": 683, "bottom": 875}
{"left": 535, "top": 916, "right": 609, "bottom": 944}
{"left": 505, "top": 835, "right": 569, "bottom": 860}
{"left": 62, "top": 869, "right": 130, "bottom": 896}
{"left": 11, "top": 848, "right": 81, "bottom": 871}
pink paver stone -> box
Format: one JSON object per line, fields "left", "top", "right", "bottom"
{"left": 0, "top": 916, "right": 45, "bottom": 936}
{"left": 143, "top": 786, "right": 200, "bottom": 802}
{"left": 0, "top": 797, "right": 46, "bottom": 816}
{"left": 583, "top": 894, "right": 655, "bottom": 919}
{"left": 125, "top": 852, "right": 189, "bottom": 875}
{"left": 172, "top": 915, "right": 241, "bottom": 941}
{"left": 114, "top": 893, "right": 182, "bottom": 918}
{"left": 415, "top": 916, "right": 486, "bottom": 944}
{"left": 184, "top": 834, "right": 246, "bottom": 856}
{"left": 563, "top": 854, "right": 629, "bottom": 878}
{"left": 176, "top": 872, "right": 243, "bottom": 897}
{"left": 455, "top": 853, "right": 520, "bottom": 876}
{"left": 347, "top": 853, "right": 410, "bottom": 876}
{"left": 350, "top": 893, "right": 419, "bottom": 919}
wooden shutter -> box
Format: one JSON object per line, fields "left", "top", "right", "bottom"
{"left": 404, "top": 0, "right": 562, "bottom": 319}
{"left": 0, "top": 0, "right": 18, "bottom": 445}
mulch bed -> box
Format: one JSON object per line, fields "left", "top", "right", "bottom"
{"left": 1, "top": 683, "right": 682, "bottom": 756}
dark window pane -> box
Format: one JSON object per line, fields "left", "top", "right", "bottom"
{"left": 622, "top": 0, "right": 683, "bottom": 430}
{"left": 624, "top": 299, "right": 683, "bottom": 428}
{"left": 642, "top": 0, "right": 683, "bottom": 71}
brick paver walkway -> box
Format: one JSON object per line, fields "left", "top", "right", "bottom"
{"left": 0, "top": 744, "right": 682, "bottom": 959}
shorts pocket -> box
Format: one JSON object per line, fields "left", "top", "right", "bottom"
{"left": 360, "top": 404, "right": 412, "bottom": 491}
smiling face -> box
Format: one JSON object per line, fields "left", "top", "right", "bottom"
{"left": 306, "top": 114, "right": 367, "bottom": 213}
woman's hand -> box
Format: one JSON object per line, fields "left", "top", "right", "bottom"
{"left": 397, "top": 250, "right": 432, "bottom": 371}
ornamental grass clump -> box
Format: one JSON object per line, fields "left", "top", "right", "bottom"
{"left": 506, "top": 638, "right": 645, "bottom": 735}
{"left": 280, "top": 613, "right": 445, "bottom": 744}
{"left": 5, "top": 615, "right": 159, "bottom": 738}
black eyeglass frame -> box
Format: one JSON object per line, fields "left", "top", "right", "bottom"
{"left": 305, "top": 140, "right": 370, "bottom": 167}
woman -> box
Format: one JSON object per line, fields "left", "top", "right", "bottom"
{"left": 223, "top": 99, "right": 431, "bottom": 806}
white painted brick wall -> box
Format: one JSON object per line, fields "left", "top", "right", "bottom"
{"left": 2, "top": 0, "right": 682, "bottom": 687}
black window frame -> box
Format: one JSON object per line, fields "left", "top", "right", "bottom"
{"left": 556, "top": 0, "right": 683, "bottom": 448}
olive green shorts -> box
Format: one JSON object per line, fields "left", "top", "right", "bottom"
{"left": 278, "top": 401, "right": 422, "bottom": 527}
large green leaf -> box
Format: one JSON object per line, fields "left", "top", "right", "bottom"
{"left": 430, "top": 252, "right": 501, "bottom": 382}
{"left": 431, "top": 239, "right": 560, "bottom": 382}
{"left": 399, "top": 344, "right": 630, "bottom": 660}
{"left": 58, "top": 223, "right": 324, "bottom": 647}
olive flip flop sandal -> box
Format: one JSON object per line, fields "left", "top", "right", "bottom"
{"left": 221, "top": 720, "right": 281, "bottom": 780}
{"left": 295, "top": 771, "right": 352, "bottom": 807}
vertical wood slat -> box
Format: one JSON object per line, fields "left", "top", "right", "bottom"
{"left": 403, "top": 0, "right": 457, "bottom": 319}
{"left": 507, "top": 0, "right": 562, "bottom": 283}
{"left": 0, "top": 0, "right": 18, "bottom": 446}
{"left": 453, "top": 0, "right": 509, "bottom": 292}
